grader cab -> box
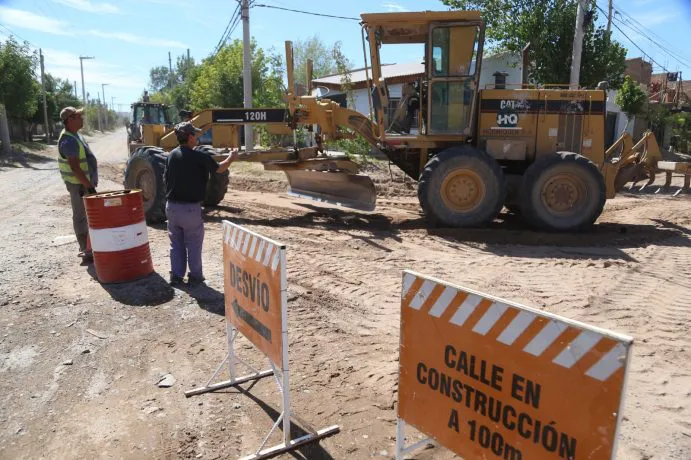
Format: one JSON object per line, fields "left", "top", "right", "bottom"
{"left": 124, "top": 10, "right": 688, "bottom": 230}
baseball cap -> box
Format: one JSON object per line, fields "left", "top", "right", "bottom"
{"left": 60, "top": 106, "right": 84, "bottom": 121}
{"left": 174, "top": 121, "right": 202, "bottom": 137}
{"left": 179, "top": 109, "right": 193, "bottom": 118}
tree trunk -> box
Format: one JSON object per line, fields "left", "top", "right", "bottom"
{"left": 0, "top": 105, "right": 11, "bottom": 156}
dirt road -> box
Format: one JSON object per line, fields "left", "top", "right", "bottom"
{"left": 1, "top": 130, "right": 689, "bottom": 459}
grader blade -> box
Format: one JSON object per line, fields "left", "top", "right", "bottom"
{"left": 283, "top": 170, "right": 377, "bottom": 211}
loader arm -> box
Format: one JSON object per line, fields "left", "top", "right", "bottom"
{"left": 602, "top": 131, "right": 664, "bottom": 197}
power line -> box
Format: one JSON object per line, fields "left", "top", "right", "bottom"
{"left": 594, "top": 3, "right": 670, "bottom": 74}
{"left": 213, "top": 1, "right": 241, "bottom": 55}
{"left": 252, "top": 4, "right": 359, "bottom": 21}
{"left": 598, "top": 1, "right": 690, "bottom": 72}
{"left": 0, "top": 23, "right": 35, "bottom": 47}
{"left": 611, "top": 12, "right": 689, "bottom": 70}
{"left": 611, "top": 1, "right": 690, "bottom": 63}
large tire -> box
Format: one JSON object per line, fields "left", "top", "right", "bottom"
{"left": 519, "top": 152, "right": 606, "bottom": 232}
{"left": 124, "top": 146, "right": 168, "bottom": 224}
{"left": 195, "top": 145, "right": 230, "bottom": 207}
{"left": 204, "top": 169, "right": 229, "bottom": 206}
{"left": 418, "top": 146, "right": 506, "bottom": 227}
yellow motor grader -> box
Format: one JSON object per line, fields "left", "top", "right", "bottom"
{"left": 124, "top": 10, "right": 688, "bottom": 230}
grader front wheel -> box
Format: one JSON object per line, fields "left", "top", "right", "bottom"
{"left": 519, "top": 152, "right": 605, "bottom": 232}
{"left": 124, "top": 146, "right": 168, "bottom": 223}
{"left": 418, "top": 146, "right": 506, "bottom": 227}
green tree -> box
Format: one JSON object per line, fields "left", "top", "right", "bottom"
{"left": 149, "top": 65, "right": 173, "bottom": 92}
{"left": 189, "top": 39, "right": 283, "bottom": 110}
{"left": 0, "top": 37, "right": 39, "bottom": 125}
{"left": 441, "top": 0, "right": 627, "bottom": 87}
{"left": 292, "top": 35, "right": 341, "bottom": 89}
{"left": 615, "top": 75, "right": 647, "bottom": 132}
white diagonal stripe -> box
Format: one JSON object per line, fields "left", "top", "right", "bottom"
{"left": 472, "top": 303, "right": 509, "bottom": 335}
{"left": 449, "top": 294, "right": 483, "bottom": 326}
{"left": 402, "top": 273, "right": 417, "bottom": 298}
{"left": 428, "top": 287, "right": 457, "bottom": 317}
{"left": 254, "top": 240, "right": 266, "bottom": 262}
{"left": 248, "top": 236, "right": 258, "bottom": 258}
{"left": 497, "top": 311, "right": 536, "bottom": 346}
{"left": 271, "top": 249, "right": 281, "bottom": 271}
{"left": 523, "top": 320, "right": 568, "bottom": 356}
{"left": 232, "top": 229, "right": 242, "bottom": 249}
{"left": 586, "top": 343, "right": 627, "bottom": 381}
{"left": 409, "top": 280, "right": 436, "bottom": 310}
{"left": 552, "top": 330, "right": 603, "bottom": 368}
{"left": 224, "top": 225, "right": 232, "bottom": 244}
{"left": 262, "top": 244, "right": 275, "bottom": 266}
{"left": 242, "top": 234, "right": 252, "bottom": 255}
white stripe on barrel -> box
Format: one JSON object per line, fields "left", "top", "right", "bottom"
{"left": 89, "top": 221, "right": 149, "bottom": 252}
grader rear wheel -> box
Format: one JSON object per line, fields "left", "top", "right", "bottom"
{"left": 519, "top": 152, "right": 605, "bottom": 232}
{"left": 418, "top": 146, "right": 506, "bottom": 227}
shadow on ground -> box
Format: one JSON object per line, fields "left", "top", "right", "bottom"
{"left": 177, "top": 282, "right": 225, "bottom": 316}
{"left": 203, "top": 200, "right": 690, "bottom": 262}
{"left": 86, "top": 268, "right": 174, "bottom": 306}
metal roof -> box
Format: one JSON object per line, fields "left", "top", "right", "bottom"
{"left": 312, "top": 62, "right": 424, "bottom": 86}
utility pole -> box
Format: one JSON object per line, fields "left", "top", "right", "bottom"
{"left": 111, "top": 96, "right": 116, "bottom": 112}
{"left": 79, "top": 56, "right": 95, "bottom": 128}
{"left": 606, "top": 0, "right": 613, "bottom": 35}
{"left": 39, "top": 49, "right": 50, "bottom": 142}
{"left": 96, "top": 97, "right": 102, "bottom": 132}
{"left": 168, "top": 51, "right": 173, "bottom": 88}
{"left": 241, "top": 0, "right": 253, "bottom": 150}
{"left": 569, "top": 0, "right": 587, "bottom": 89}
{"left": 74, "top": 80, "right": 77, "bottom": 98}
{"left": 186, "top": 48, "right": 190, "bottom": 80}
{"left": 101, "top": 83, "right": 109, "bottom": 130}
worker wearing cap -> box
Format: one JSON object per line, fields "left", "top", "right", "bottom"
{"left": 179, "top": 109, "right": 193, "bottom": 122}
{"left": 58, "top": 106, "right": 98, "bottom": 262}
{"left": 164, "top": 122, "right": 237, "bottom": 286}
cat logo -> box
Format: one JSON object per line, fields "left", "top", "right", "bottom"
{"left": 497, "top": 100, "right": 520, "bottom": 127}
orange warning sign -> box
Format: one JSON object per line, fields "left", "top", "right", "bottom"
{"left": 223, "top": 221, "right": 286, "bottom": 368}
{"left": 398, "top": 271, "right": 633, "bottom": 460}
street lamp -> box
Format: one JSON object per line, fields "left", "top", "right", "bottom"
{"left": 101, "top": 83, "right": 109, "bottom": 130}
{"left": 79, "top": 56, "right": 94, "bottom": 127}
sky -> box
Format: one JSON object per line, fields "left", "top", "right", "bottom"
{"left": 0, "top": 0, "right": 690, "bottom": 113}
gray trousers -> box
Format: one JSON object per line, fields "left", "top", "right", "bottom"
{"left": 166, "top": 201, "right": 205, "bottom": 279}
{"left": 65, "top": 182, "right": 88, "bottom": 238}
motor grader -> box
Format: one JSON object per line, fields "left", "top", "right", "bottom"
{"left": 124, "top": 10, "right": 688, "bottom": 231}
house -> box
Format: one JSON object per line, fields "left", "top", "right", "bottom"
{"left": 311, "top": 52, "right": 522, "bottom": 125}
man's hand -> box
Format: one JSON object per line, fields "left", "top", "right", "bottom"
{"left": 87, "top": 187, "right": 97, "bottom": 195}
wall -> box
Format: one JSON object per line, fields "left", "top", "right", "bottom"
{"left": 478, "top": 53, "right": 523, "bottom": 89}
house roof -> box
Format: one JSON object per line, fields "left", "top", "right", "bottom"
{"left": 312, "top": 62, "right": 424, "bottom": 86}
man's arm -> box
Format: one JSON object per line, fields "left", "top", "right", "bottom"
{"left": 67, "top": 157, "right": 93, "bottom": 188}
{"left": 61, "top": 137, "right": 93, "bottom": 188}
{"left": 215, "top": 150, "right": 239, "bottom": 174}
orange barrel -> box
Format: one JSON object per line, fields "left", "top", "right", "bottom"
{"left": 84, "top": 190, "right": 154, "bottom": 283}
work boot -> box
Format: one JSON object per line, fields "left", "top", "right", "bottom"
{"left": 187, "top": 275, "right": 205, "bottom": 287}
{"left": 76, "top": 233, "right": 93, "bottom": 262}
{"left": 169, "top": 274, "right": 184, "bottom": 286}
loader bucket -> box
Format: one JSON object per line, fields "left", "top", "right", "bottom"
{"left": 283, "top": 170, "right": 377, "bottom": 211}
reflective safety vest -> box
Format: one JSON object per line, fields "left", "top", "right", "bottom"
{"left": 57, "top": 129, "right": 89, "bottom": 185}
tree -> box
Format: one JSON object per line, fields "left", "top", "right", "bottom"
{"left": 149, "top": 65, "right": 173, "bottom": 93}
{"left": 0, "top": 37, "right": 39, "bottom": 124}
{"left": 441, "top": 0, "right": 627, "bottom": 88}
{"left": 189, "top": 39, "right": 283, "bottom": 110}
{"left": 292, "top": 35, "right": 341, "bottom": 89}
{"left": 615, "top": 76, "right": 647, "bottom": 133}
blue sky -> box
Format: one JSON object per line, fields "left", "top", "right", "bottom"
{"left": 0, "top": 0, "right": 689, "bottom": 112}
